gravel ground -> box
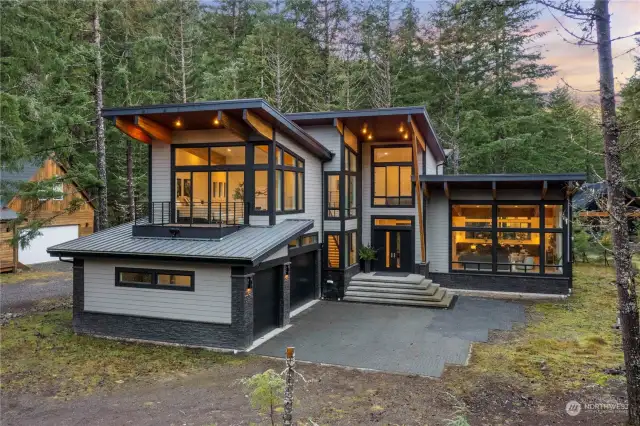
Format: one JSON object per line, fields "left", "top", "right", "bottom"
{"left": 1, "top": 261, "right": 72, "bottom": 313}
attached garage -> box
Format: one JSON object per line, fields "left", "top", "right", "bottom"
{"left": 290, "top": 251, "right": 317, "bottom": 309}
{"left": 20, "top": 224, "right": 79, "bottom": 265}
{"left": 253, "top": 267, "right": 280, "bottom": 338}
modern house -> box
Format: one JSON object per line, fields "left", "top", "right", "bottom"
{"left": 48, "top": 99, "right": 585, "bottom": 350}
{"left": 1, "top": 157, "right": 94, "bottom": 271}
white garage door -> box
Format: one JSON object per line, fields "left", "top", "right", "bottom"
{"left": 19, "top": 225, "right": 79, "bottom": 265}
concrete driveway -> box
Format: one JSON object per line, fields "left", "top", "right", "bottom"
{"left": 252, "top": 297, "right": 525, "bottom": 377}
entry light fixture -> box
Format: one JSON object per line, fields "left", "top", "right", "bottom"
{"left": 367, "top": 133, "right": 373, "bottom": 140}
{"left": 403, "top": 132, "right": 409, "bottom": 140}
{"left": 174, "top": 117, "right": 183, "bottom": 128}
{"left": 361, "top": 123, "right": 368, "bottom": 135}
{"left": 398, "top": 123, "right": 405, "bottom": 133}
{"left": 213, "top": 117, "right": 220, "bottom": 126}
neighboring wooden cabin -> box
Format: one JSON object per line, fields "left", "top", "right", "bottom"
{"left": 0, "top": 158, "right": 94, "bottom": 271}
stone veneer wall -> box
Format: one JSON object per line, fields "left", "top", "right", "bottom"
{"left": 429, "top": 272, "right": 570, "bottom": 295}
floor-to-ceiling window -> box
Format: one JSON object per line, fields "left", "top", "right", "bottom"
{"left": 450, "top": 202, "right": 566, "bottom": 275}
{"left": 173, "top": 144, "right": 245, "bottom": 225}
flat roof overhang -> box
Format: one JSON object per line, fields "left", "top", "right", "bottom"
{"left": 420, "top": 173, "right": 587, "bottom": 194}
{"left": 102, "top": 99, "right": 333, "bottom": 161}
{"left": 285, "top": 106, "right": 446, "bottom": 162}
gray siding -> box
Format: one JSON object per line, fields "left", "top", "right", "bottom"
{"left": 426, "top": 191, "right": 449, "bottom": 273}
{"left": 424, "top": 148, "right": 437, "bottom": 174}
{"left": 362, "top": 142, "right": 424, "bottom": 263}
{"left": 263, "top": 245, "right": 288, "bottom": 262}
{"left": 273, "top": 131, "right": 323, "bottom": 237}
{"left": 345, "top": 218, "right": 357, "bottom": 231}
{"left": 83, "top": 258, "right": 232, "bottom": 324}
{"left": 301, "top": 125, "right": 341, "bottom": 171}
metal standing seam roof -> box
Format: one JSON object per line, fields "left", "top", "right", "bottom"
{"left": 47, "top": 219, "right": 314, "bottom": 265}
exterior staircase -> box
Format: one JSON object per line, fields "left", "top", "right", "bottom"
{"left": 344, "top": 273, "right": 455, "bottom": 308}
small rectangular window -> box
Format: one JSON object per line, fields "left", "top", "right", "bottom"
{"left": 116, "top": 268, "right": 194, "bottom": 291}
{"left": 284, "top": 152, "right": 296, "bottom": 166}
{"left": 348, "top": 232, "right": 357, "bottom": 266}
{"left": 373, "top": 147, "right": 412, "bottom": 163}
{"left": 297, "top": 172, "right": 303, "bottom": 210}
{"left": 276, "top": 147, "right": 283, "bottom": 165}
{"left": 276, "top": 170, "right": 283, "bottom": 211}
{"left": 175, "top": 147, "right": 208, "bottom": 166}
{"left": 301, "top": 234, "right": 318, "bottom": 246}
{"left": 210, "top": 146, "right": 245, "bottom": 165}
{"left": 545, "top": 205, "right": 563, "bottom": 229}
{"left": 284, "top": 170, "right": 296, "bottom": 211}
{"left": 254, "top": 170, "right": 268, "bottom": 211}
{"left": 254, "top": 145, "right": 269, "bottom": 164}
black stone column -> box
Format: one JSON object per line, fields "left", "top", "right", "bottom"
{"left": 231, "top": 269, "right": 255, "bottom": 349}
{"left": 315, "top": 249, "right": 322, "bottom": 299}
{"left": 280, "top": 262, "right": 291, "bottom": 327}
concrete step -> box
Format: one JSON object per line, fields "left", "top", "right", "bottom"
{"left": 347, "top": 283, "right": 440, "bottom": 296}
{"left": 348, "top": 279, "right": 432, "bottom": 290}
{"left": 345, "top": 287, "right": 447, "bottom": 302}
{"left": 351, "top": 273, "right": 425, "bottom": 285}
{"left": 343, "top": 293, "right": 455, "bottom": 308}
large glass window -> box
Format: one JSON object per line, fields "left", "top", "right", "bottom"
{"left": 210, "top": 146, "right": 245, "bottom": 165}
{"left": 327, "top": 234, "right": 340, "bottom": 268}
{"left": 327, "top": 174, "right": 340, "bottom": 218}
{"left": 344, "top": 146, "right": 357, "bottom": 218}
{"left": 275, "top": 144, "right": 304, "bottom": 213}
{"left": 347, "top": 231, "right": 357, "bottom": 266}
{"left": 254, "top": 171, "right": 268, "bottom": 211}
{"left": 450, "top": 203, "right": 565, "bottom": 275}
{"left": 254, "top": 145, "right": 269, "bottom": 164}
{"left": 372, "top": 147, "right": 413, "bottom": 207}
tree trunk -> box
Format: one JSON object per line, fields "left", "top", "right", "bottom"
{"left": 282, "top": 348, "right": 295, "bottom": 426}
{"left": 93, "top": 0, "right": 108, "bottom": 231}
{"left": 179, "top": 8, "right": 187, "bottom": 103}
{"left": 594, "top": 1, "right": 640, "bottom": 424}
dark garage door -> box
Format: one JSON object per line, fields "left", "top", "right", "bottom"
{"left": 290, "top": 251, "right": 317, "bottom": 310}
{"left": 253, "top": 268, "right": 280, "bottom": 338}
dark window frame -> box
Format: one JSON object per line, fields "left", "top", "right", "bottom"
{"left": 371, "top": 144, "right": 415, "bottom": 208}
{"left": 346, "top": 230, "right": 357, "bottom": 267}
{"left": 115, "top": 267, "right": 195, "bottom": 292}
{"left": 448, "top": 200, "right": 568, "bottom": 277}
{"left": 275, "top": 143, "right": 305, "bottom": 215}
{"left": 324, "top": 232, "right": 341, "bottom": 270}
{"left": 324, "top": 172, "right": 341, "bottom": 220}
{"left": 344, "top": 145, "right": 357, "bottom": 218}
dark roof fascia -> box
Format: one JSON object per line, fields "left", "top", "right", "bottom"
{"left": 284, "top": 106, "right": 428, "bottom": 121}
{"left": 250, "top": 220, "right": 314, "bottom": 266}
{"left": 420, "top": 173, "right": 587, "bottom": 183}
{"left": 46, "top": 250, "right": 255, "bottom": 265}
{"left": 285, "top": 106, "right": 447, "bottom": 161}
{"left": 102, "top": 99, "right": 333, "bottom": 161}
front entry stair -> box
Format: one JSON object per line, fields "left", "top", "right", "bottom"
{"left": 344, "top": 273, "right": 455, "bottom": 308}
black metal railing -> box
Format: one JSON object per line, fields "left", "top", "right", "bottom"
{"left": 137, "top": 201, "right": 248, "bottom": 227}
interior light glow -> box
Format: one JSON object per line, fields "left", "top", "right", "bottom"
{"left": 174, "top": 118, "right": 182, "bottom": 128}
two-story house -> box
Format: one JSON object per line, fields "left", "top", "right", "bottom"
{"left": 48, "top": 99, "right": 585, "bottom": 350}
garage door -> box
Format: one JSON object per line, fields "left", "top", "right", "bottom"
{"left": 253, "top": 268, "right": 280, "bottom": 338}
{"left": 290, "top": 251, "right": 317, "bottom": 310}
{"left": 19, "top": 225, "right": 79, "bottom": 265}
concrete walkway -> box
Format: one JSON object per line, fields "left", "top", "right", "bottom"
{"left": 252, "top": 297, "right": 525, "bottom": 377}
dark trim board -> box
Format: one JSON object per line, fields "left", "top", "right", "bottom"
{"left": 429, "top": 272, "right": 570, "bottom": 295}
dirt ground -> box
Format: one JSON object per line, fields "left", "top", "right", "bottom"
{"left": 1, "top": 356, "right": 627, "bottom": 426}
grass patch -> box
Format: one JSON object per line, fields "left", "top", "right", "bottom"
{"left": 0, "top": 270, "right": 67, "bottom": 285}
{"left": 450, "top": 263, "right": 625, "bottom": 394}
{"left": 0, "top": 310, "right": 245, "bottom": 397}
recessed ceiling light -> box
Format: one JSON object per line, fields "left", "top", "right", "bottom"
{"left": 174, "top": 118, "right": 182, "bottom": 128}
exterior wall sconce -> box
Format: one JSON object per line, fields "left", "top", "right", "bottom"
{"left": 284, "top": 264, "right": 290, "bottom": 281}
{"left": 213, "top": 117, "right": 220, "bottom": 126}
{"left": 246, "top": 276, "right": 253, "bottom": 296}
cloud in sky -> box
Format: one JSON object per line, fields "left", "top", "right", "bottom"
{"left": 415, "top": 0, "right": 639, "bottom": 93}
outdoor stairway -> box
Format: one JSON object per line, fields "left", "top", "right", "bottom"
{"left": 343, "top": 273, "right": 455, "bottom": 308}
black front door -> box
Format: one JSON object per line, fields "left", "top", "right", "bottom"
{"left": 373, "top": 229, "right": 413, "bottom": 272}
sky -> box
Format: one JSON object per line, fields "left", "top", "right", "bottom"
{"left": 417, "top": 0, "right": 640, "bottom": 100}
